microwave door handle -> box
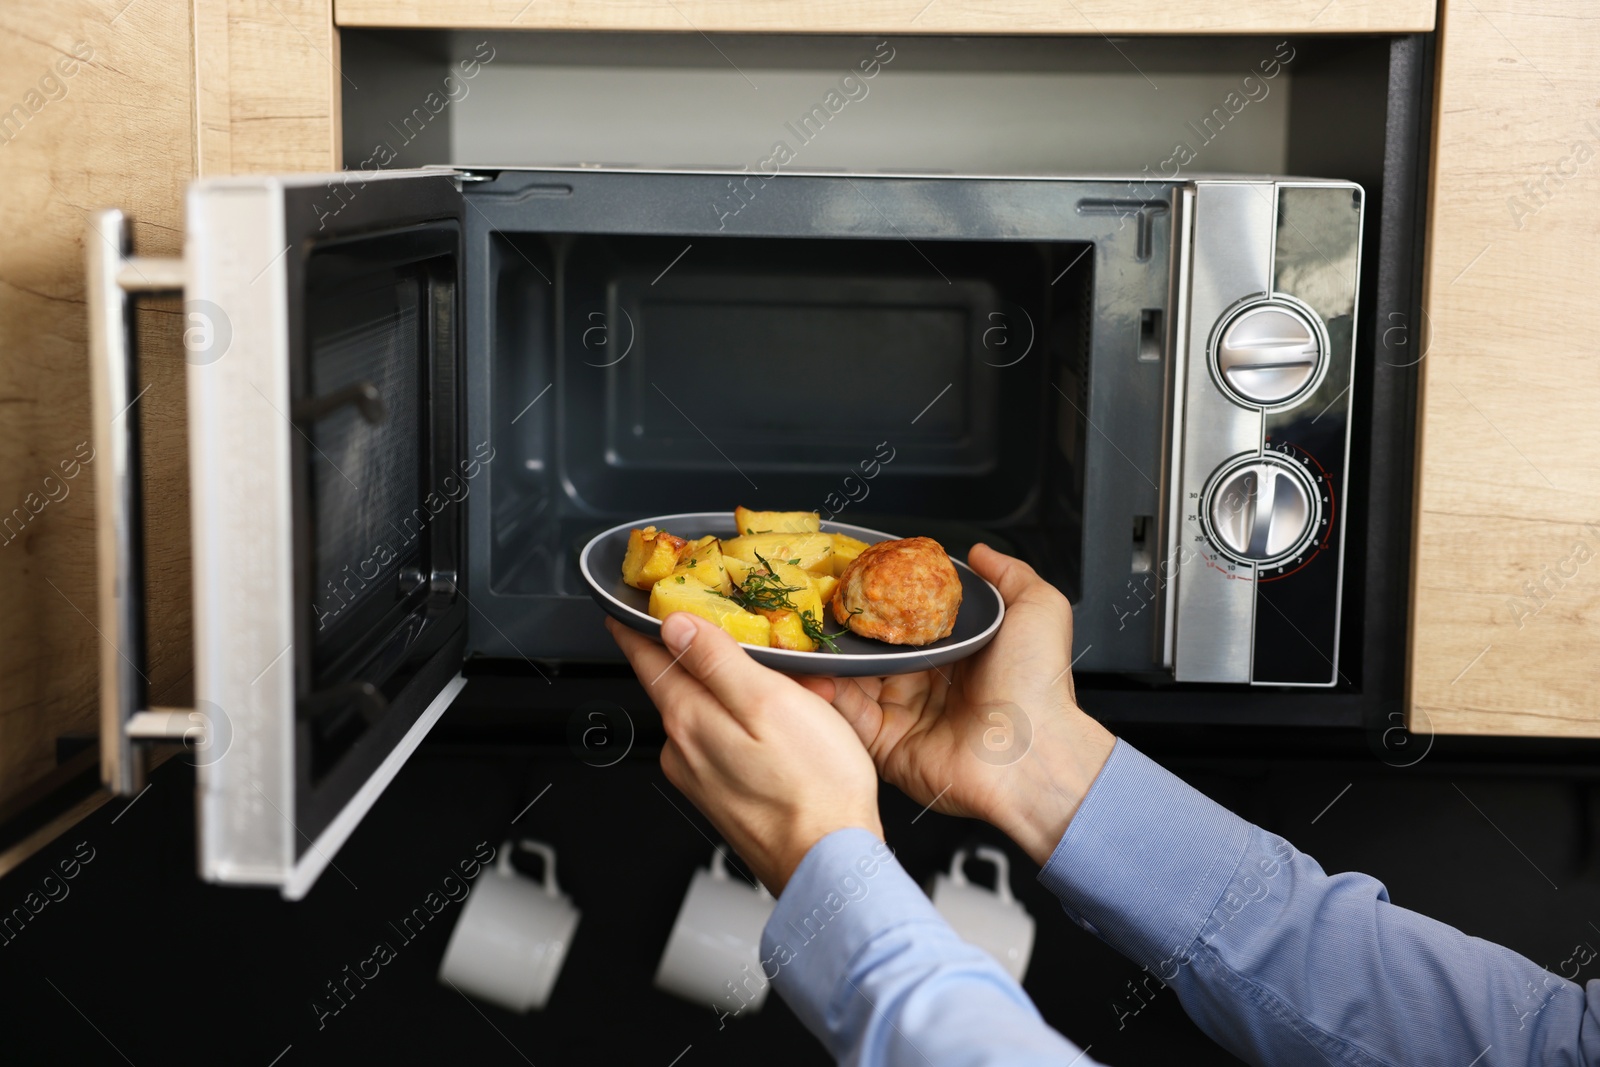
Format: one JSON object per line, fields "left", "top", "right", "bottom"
{"left": 1159, "top": 185, "right": 1196, "bottom": 672}
{"left": 86, "top": 209, "right": 190, "bottom": 795}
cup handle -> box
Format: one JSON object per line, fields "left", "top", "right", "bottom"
{"left": 972, "top": 845, "right": 1014, "bottom": 905}
{"left": 495, "top": 839, "right": 516, "bottom": 876}
{"left": 512, "top": 839, "right": 562, "bottom": 896}
{"left": 711, "top": 846, "right": 772, "bottom": 900}
{"left": 947, "top": 848, "right": 970, "bottom": 887}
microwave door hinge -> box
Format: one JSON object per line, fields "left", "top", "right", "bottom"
{"left": 87, "top": 209, "right": 186, "bottom": 794}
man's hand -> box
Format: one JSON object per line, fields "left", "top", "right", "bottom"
{"left": 798, "top": 544, "right": 1116, "bottom": 866}
{"left": 608, "top": 612, "right": 883, "bottom": 895}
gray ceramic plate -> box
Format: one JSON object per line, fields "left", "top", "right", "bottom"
{"left": 579, "top": 512, "right": 1005, "bottom": 677}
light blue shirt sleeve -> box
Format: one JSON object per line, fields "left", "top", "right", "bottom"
{"left": 761, "top": 827, "right": 1099, "bottom": 1067}
{"left": 1040, "top": 739, "right": 1600, "bottom": 1067}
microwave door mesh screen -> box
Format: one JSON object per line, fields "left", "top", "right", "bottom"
{"left": 309, "top": 276, "right": 425, "bottom": 642}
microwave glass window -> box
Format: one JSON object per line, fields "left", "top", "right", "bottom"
{"left": 306, "top": 268, "right": 426, "bottom": 648}
{"left": 295, "top": 223, "right": 463, "bottom": 793}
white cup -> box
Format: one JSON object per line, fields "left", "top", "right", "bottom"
{"left": 929, "top": 846, "right": 1036, "bottom": 983}
{"left": 654, "top": 848, "right": 776, "bottom": 1014}
{"left": 437, "top": 839, "right": 581, "bottom": 1013}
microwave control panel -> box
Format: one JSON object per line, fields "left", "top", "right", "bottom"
{"left": 1168, "top": 180, "right": 1362, "bottom": 687}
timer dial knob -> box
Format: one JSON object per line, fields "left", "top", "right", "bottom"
{"left": 1213, "top": 300, "right": 1325, "bottom": 407}
{"left": 1205, "top": 455, "right": 1319, "bottom": 565}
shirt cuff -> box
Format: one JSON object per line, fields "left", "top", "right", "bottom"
{"left": 760, "top": 827, "right": 946, "bottom": 1037}
{"left": 1038, "top": 739, "right": 1253, "bottom": 971}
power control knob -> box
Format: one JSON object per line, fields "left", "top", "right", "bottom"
{"left": 1213, "top": 300, "right": 1326, "bottom": 407}
{"left": 1204, "top": 455, "right": 1319, "bottom": 565}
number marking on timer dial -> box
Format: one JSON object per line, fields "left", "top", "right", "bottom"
{"left": 1200, "top": 450, "right": 1329, "bottom": 571}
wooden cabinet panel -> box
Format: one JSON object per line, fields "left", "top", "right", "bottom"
{"left": 0, "top": 1, "right": 194, "bottom": 808}
{"left": 196, "top": 0, "right": 340, "bottom": 175}
{"left": 334, "top": 0, "right": 1433, "bottom": 34}
{"left": 1410, "top": 2, "right": 1600, "bottom": 735}
{"left": 0, "top": 0, "right": 335, "bottom": 824}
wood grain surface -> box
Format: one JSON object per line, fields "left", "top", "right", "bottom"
{"left": 196, "top": 0, "right": 341, "bottom": 175}
{"left": 333, "top": 0, "right": 1435, "bottom": 34}
{"left": 0, "top": 0, "right": 194, "bottom": 809}
{"left": 1410, "top": 2, "right": 1600, "bottom": 735}
{"left": 0, "top": 0, "right": 337, "bottom": 816}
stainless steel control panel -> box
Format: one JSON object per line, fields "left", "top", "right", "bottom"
{"left": 1166, "top": 180, "right": 1363, "bottom": 686}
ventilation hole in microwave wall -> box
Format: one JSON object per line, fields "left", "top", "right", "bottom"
{"left": 1132, "top": 514, "right": 1154, "bottom": 573}
{"left": 1139, "top": 309, "right": 1163, "bottom": 363}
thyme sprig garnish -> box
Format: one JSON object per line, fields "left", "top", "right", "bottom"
{"left": 733, "top": 552, "right": 803, "bottom": 610}
{"left": 733, "top": 551, "right": 843, "bottom": 653}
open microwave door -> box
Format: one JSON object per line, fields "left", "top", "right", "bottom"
{"left": 89, "top": 170, "right": 470, "bottom": 899}
{"left": 187, "top": 170, "right": 470, "bottom": 898}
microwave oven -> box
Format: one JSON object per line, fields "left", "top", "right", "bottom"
{"left": 88, "top": 166, "right": 1368, "bottom": 897}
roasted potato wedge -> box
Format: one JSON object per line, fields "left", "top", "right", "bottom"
{"left": 759, "top": 609, "right": 816, "bottom": 652}
{"left": 722, "top": 554, "right": 755, "bottom": 588}
{"left": 621, "top": 525, "right": 689, "bottom": 590}
{"left": 671, "top": 535, "right": 731, "bottom": 595}
{"left": 721, "top": 532, "right": 834, "bottom": 577}
{"left": 726, "top": 556, "right": 824, "bottom": 621}
{"left": 648, "top": 577, "right": 771, "bottom": 646}
{"left": 734, "top": 507, "right": 821, "bottom": 535}
{"left": 730, "top": 557, "right": 827, "bottom": 651}
{"left": 759, "top": 558, "right": 825, "bottom": 621}
{"left": 829, "top": 532, "right": 871, "bottom": 576}
{"left": 811, "top": 573, "right": 839, "bottom": 605}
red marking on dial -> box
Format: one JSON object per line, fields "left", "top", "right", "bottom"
{"left": 1257, "top": 442, "right": 1335, "bottom": 584}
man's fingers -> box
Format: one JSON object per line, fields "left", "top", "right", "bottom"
{"left": 609, "top": 617, "right": 748, "bottom": 755}
{"left": 608, "top": 616, "right": 689, "bottom": 694}
{"left": 794, "top": 673, "right": 882, "bottom": 702}
{"left": 606, "top": 617, "right": 716, "bottom": 730}
{"left": 608, "top": 615, "right": 675, "bottom": 678}
{"left": 968, "top": 543, "right": 1066, "bottom": 613}
{"left": 797, "top": 675, "right": 888, "bottom": 754}
{"left": 794, "top": 675, "right": 837, "bottom": 702}
{"left": 826, "top": 676, "right": 886, "bottom": 752}
{"left": 659, "top": 736, "right": 693, "bottom": 791}
{"left": 967, "top": 542, "right": 1045, "bottom": 606}
{"left": 658, "top": 612, "right": 782, "bottom": 727}
{"left": 856, "top": 674, "right": 885, "bottom": 704}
